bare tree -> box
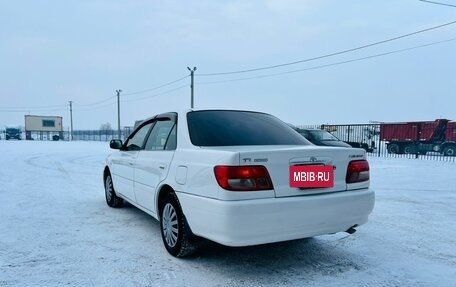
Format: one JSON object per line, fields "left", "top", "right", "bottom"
{"left": 100, "top": 122, "right": 112, "bottom": 131}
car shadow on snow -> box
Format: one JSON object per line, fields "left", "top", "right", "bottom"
{"left": 113, "top": 202, "right": 367, "bottom": 283}
{"left": 183, "top": 236, "right": 367, "bottom": 284}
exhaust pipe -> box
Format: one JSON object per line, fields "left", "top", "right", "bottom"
{"left": 345, "top": 225, "right": 357, "bottom": 234}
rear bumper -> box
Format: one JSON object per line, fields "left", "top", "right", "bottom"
{"left": 177, "top": 189, "right": 375, "bottom": 247}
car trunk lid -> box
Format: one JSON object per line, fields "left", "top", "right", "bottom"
{"left": 236, "top": 145, "right": 365, "bottom": 197}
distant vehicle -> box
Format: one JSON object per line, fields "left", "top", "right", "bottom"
{"left": 5, "top": 127, "right": 22, "bottom": 140}
{"left": 321, "top": 125, "right": 378, "bottom": 153}
{"left": 380, "top": 119, "right": 456, "bottom": 156}
{"left": 295, "top": 128, "right": 352, "bottom": 148}
{"left": 104, "top": 110, "right": 374, "bottom": 257}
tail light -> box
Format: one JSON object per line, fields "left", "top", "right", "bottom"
{"left": 214, "top": 165, "right": 273, "bottom": 191}
{"left": 346, "top": 160, "right": 370, "bottom": 183}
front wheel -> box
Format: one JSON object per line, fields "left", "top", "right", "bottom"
{"left": 443, "top": 146, "right": 456, "bottom": 156}
{"left": 160, "top": 193, "right": 197, "bottom": 257}
{"left": 104, "top": 174, "right": 123, "bottom": 208}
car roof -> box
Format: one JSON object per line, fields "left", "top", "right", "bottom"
{"left": 142, "top": 109, "right": 272, "bottom": 121}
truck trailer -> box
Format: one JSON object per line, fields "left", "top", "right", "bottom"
{"left": 380, "top": 119, "right": 456, "bottom": 156}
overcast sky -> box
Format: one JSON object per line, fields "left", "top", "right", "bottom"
{"left": 1, "top": 0, "right": 455, "bottom": 129}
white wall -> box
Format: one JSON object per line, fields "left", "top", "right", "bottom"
{"left": 25, "top": 115, "right": 63, "bottom": 132}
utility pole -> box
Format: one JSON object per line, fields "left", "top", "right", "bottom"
{"left": 116, "top": 89, "right": 122, "bottom": 140}
{"left": 187, "top": 67, "right": 197, "bottom": 108}
{"left": 69, "top": 101, "right": 73, "bottom": 141}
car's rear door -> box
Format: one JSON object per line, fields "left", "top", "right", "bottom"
{"left": 134, "top": 116, "right": 176, "bottom": 214}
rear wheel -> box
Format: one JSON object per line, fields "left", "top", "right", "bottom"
{"left": 403, "top": 144, "right": 416, "bottom": 155}
{"left": 387, "top": 143, "right": 400, "bottom": 154}
{"left": 443, "top": 146, "right": 456, "bottom": 156}
{"left": 160, "top": 192, "right": 197, "bottom": 257}
{"left": 104, "top": 173, "right": 123, "bottom": 208}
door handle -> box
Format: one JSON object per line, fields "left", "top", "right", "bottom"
{"left": 159, "top": 165, "right": 166, "bottom": 170}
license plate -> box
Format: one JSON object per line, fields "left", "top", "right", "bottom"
{"left": 289, "top": 165, "right": 334, "bottom": 188}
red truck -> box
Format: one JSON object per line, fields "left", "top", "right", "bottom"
{"left": 380, "top": 119, "right": 456, "bottom": 156}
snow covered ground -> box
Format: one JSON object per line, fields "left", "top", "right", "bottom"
{"left": 1, "top": 140, "right": 455, "bottom": 287}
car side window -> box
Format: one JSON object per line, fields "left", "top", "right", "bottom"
{"left": 144, "top": 120, "right": 175, "bottom": 151}
{"left": 165, "top": 124, "right": 177, "bottom": 150}
{"left": 311, "top": 131, "right": 321, "bottom": 141}
{"left": 125, "top": 123, "right": 153, "bottom": 151}
{"left": 301, "top": 131, "right": 309, "bottom": 138}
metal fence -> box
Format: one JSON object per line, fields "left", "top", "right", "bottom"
{"left": 296, "top": 123, "right": 455, "bottom": 162}
{"left": 8, "top": 123, "right": 455, "bottom": 162}
{"left": 68, "top": 128, "right": 134, "bottom": 141}
{"left": 16, "top": 127, "right": 135, "bottom": 142}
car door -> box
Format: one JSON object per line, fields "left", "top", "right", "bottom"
{"left": 134, "top": 117, "right": 177, "bottom": 214}
{"left": 110, "top": 122, "right": 153, "bottom": 203}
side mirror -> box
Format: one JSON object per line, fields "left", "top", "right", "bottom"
{"left": 110, "top": 139, "right": 123, "bottom": 150}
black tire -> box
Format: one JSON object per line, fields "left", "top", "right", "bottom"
{"left": 443, "top": 146, "right": 456, "bottom": 157}
{"left": 104, "top": 173, "right": 123, "bottom": 208}
{"left": 387, "top": 143, "right": 400, "bottom": 154}
{"left": 403, "top": 144, "right": 416, "bottom": 155}
{"left": 159, "top": 192, "right": 197, "bottom": 257}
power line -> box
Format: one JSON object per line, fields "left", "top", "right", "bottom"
{"left": 76, "top": 100, "right": 117, "bottom": 111}
{"left": 0, "top": 107, "right": 67, "bottom": 113}
{"left": 0, "top": 104, "right": 67, "bottom": 110}
{"left": 418, "top": 0, "right": 456, "bottom": 8}
{"left": 121, "top": 84, "right": 188, "bottom": 103}
{"left": 196, "top": 37, "right": 456, "bottom": 85}
{"left": 0, "top": 75, "right": 189, "bottom": 112}
{"left": 0, "top": 106, "right": 67, "bottom": 112}
{"left": 0, "top": 98, "right": 117, "bottom": 112}
{"left": 197, "top": 20, "right": 456, "bottom": 76}
{"left": 74, "top": 96, "right": 116, "bottom": 107}
{"left": 122, "top": 75, "right": 190, "bottom": 96}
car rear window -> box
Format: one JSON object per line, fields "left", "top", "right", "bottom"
{"left": 187, "top": 110, "right": 310, "bottom": 146}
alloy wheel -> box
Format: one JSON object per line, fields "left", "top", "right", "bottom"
{"left": 162, "top": 203, "right": 179, "bottom": 248}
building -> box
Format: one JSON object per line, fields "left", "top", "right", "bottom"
{"left": 24, "top": 115, "right": 63, "bottom": 140}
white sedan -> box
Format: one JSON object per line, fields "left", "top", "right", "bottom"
{"left": 103, "top": 110, "right": 375, "bottom": 257}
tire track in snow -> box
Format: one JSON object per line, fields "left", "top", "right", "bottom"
{"left": 23, "top": 153, "right": 100, "bottom": 177}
